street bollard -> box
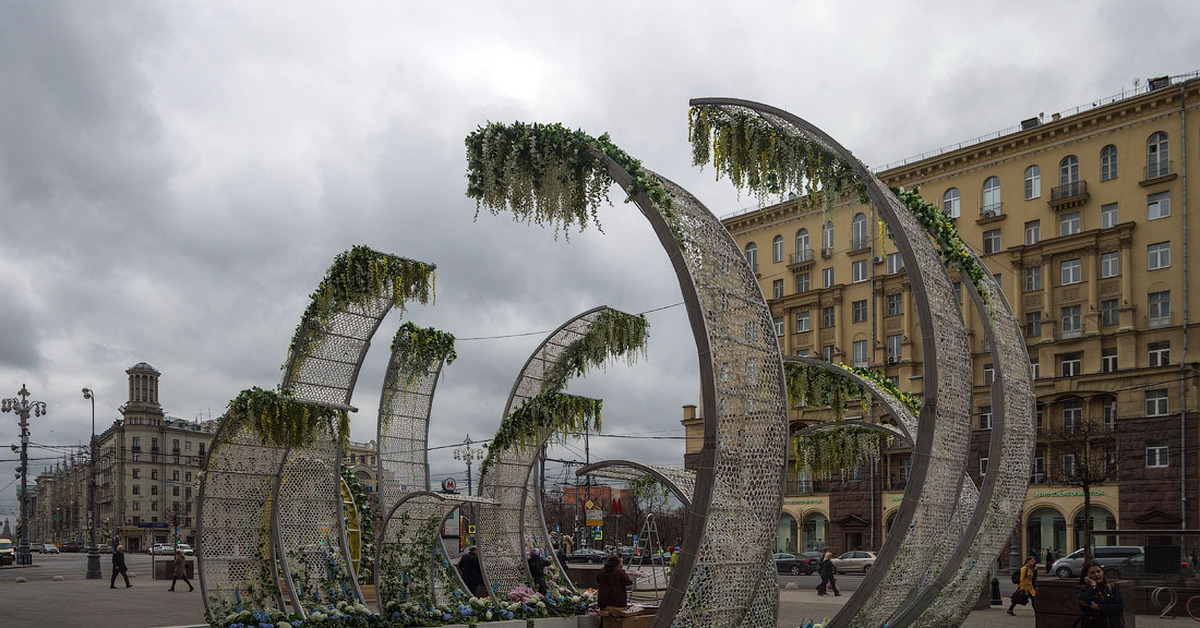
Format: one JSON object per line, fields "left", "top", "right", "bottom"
{"left": 990, "top": 576, "right": 1002, "bottom": 605}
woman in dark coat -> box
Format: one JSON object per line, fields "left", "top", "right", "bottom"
{"left": 1077, "top": 560, "right": 1125, "bottom": 627}
{"left": 816, "top": 551, "right": 839, "bottom": 596}
{"left": 169, "top": 549, "right": 194, "bottom": 592}
{"left": 595, "top": 554, "right": 633, "bottom": 609}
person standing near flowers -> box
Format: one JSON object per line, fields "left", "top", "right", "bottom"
{"left": 596, "top": 554, "right": 632, "bottom": 610}
{"left": 459, "top": 546, "right": 487, "bottom": 597}
{"left": 528, "top": 548, "right": 548, "bottom": 595}
{"left": 169, "top": 549, "right": 194, "bottom": 592}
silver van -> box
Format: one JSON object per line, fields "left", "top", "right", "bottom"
{"left": 1052, "top": 546, "right": 1143, "bottom": 578}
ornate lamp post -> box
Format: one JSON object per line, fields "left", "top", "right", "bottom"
{"left": 3, "top": 384, "right": 46, "bottom": 566}
{"left": 82, "top": 387, "right": 101, "bottom": 579}
{"left": 452, "top": 435, "right": 485, "bottom": 497}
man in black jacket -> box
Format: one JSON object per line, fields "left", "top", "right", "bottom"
{"left": 528, "top": 548, "right": 548, "bottom": 595}
{"left": 458, "top": 546, "right": 486, "bottom": 597}
{"left": 110, "top": 545, "right": 131, "bottom": 588}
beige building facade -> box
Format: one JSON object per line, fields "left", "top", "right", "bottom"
{"left": 711, "top": 71, "right": 1200, "bottom": 559}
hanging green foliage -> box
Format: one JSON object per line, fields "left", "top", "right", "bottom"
{"left": 793, "top": 427, "right": 888, "bottom": 478}
{"left": 222, "top": 387, "right": 350, "bottom": 449}
{"left": 839, "top": 364, "right": 921, "bottom": 416}
{"left": 539, "top": 310, "right": 650, "bottom": 395}
{"left": 480, "top": 393, "right": 602, "bottom": 478}
{"left": 783, "top": 361, "right": 870, "bottom": 422}
{"left": 892, "top": 186, "right": 992, "bottom": 310}
{"left": 288, "top": 246, "right": 437, "bottom": 377}
{"left": 382, "top": 322, "right": 457, "bottom": 396}
{"left": 464, "top": 122, "right": 683, "bottom": 242}
{"left": 687, "top": 104, "right": 865, "bottom": 210}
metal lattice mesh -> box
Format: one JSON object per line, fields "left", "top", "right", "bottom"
{"left": 576, "top": 462, "right": 696, "bottom": 507}
{"left": 377, "top": 328, "right": 444, "bottom": 511}
{"left": 197, "top": 422, "right": 287, "bottom": 613}
{"left": 284, "top": 298, "right": 394, "bottom": 405}
{"left": 477, "top": 308, "right": 609, "bottom": 598}
{"left": 274, "top": 441, "right": 358, "bottom": 611}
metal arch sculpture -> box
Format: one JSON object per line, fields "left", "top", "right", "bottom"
{"left": 688, "top": 98, "right": 1034, "bottom": 627}
{"left": 575, "top": 460, "right": 696, "bottom": 505}
{"left": 476, "top": 305, "right": 642, "bottom": 599}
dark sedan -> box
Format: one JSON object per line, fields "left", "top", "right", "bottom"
{"left": 565, "top": 548, "right": 607, "bottom": 563}
{"left": 774, "top": 552, "right": 817, "bottom": 576}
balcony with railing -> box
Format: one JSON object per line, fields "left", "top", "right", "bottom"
{"left": 978, "top": 203, "right": 1004, "bottom": 221}
{"left": 849, "top": 237, "right": 871, "bottom": 253}
{"left": 1049, "top": 180, "right": 1089, "bottom": 210}
{"left": 1148, "top": 314, "right": 1173, "bottom": 329}
{"left": 788, "top": 249, "right": 815, "bottom": 270}
{"left": 1142, "top": 160, "right": 1176, "bottom": 185}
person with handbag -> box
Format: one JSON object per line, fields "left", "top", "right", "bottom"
{"left": 1007, "top": 555, "right": 1038, "bottom": 615}
{"left": 816, "top": 551, "right": 840, "bottom": 596}
{"left": 1077, "top": 560, "right": 1125, "bottom": 627}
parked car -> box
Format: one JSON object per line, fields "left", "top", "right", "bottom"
{"left": 59, "top": 541, "right": 84, "bottom": 553}
{"left": 96, "top": 544, "right": 113, "bottom": 554}
{"left": 1052, "top": 546, "right": 1143, "bottom": 578}
{"left": 0, "top": 538, "right": 13, "bottom": 559}
{"left": 149, "top": 543, "right": 175, "bottom": 555}
{"left": 1101, "top": 553, "right": 1189, "bottom": 580}
{"left": 38, "top": 543, "right": 59, "bottom": 554}
{"left": 774, "top": 552, "right": 817, "bottom": 576}
{"left": 831, "top": 550, "right": 877, "bottom": 574}
{"left": 176, "top": 543, "right": 194, "bottom": 556}
{"left": 565, "top": 548, "right": 607, "bottom": 563}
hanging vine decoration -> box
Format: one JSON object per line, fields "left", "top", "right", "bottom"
{"left": 287, "top": 245, "right": 437, "bottom": 378}
{"left": 839, "top": 364, "right": 921, "bottom": 416}
{"left": 464, "top": 121, "right": 685, "bottom": 245}
{"left": 221, "top": 387, "right": 350, "bottom": 449}
{"left": 782, "top": 361, "right": 870, "bottom": 423}
{"left": 794, "top": 426, "right": 889, "bottom": 479}
{"left": 341, "top": 465, "right": 376, "bottom": 585}
{"left": 892, "top": 186, "right": 992, "bottom": 310}
{"left": 480, "top": 393, "right": 603, "bottom": 478}
{"left": 381, "top": 321, "right": 458, "bottom": 416}
{"left": 687, "top": 104, "right": 865, "bottom": 211}
{"left": 538, "top": 310, "right": 650, "bottom": 395}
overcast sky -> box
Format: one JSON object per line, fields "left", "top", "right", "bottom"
{"left": 2, "top": 1, "right": 1199, "bottom": 518}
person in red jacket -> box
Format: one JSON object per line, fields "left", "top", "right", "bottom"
{"left": 595, "top": 554, "right": 633, "bottom": 609}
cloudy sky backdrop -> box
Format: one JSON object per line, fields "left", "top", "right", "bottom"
{"left": 3, "top": 1, "right": 1200, "bottom": 518}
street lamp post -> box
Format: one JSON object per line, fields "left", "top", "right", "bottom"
{"left": 82, "top": 387, "right": 101, "bottom": 579}
{"left": 452, "top": 435, "right": 485, "bottom": 497}
{"left": 3, "top": 384, "right": 47, "bottom": 566}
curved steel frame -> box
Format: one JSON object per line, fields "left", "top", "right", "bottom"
{"left": 575, "top": 461, "right": 696, "bottom": 507}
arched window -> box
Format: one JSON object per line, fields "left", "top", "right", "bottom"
{"left": 745, "top": 242, "right": 757, "bottom": 272}
{"left": 796, "top": 229, "right": 810, "bottom": 261}
{"left": 1024, "top": 166, "right": 1041, "bottom": 199}
{"left": 1147, "top": 132, "right": 1169, "bottom": 178}
{"left": 772, "top": 235, "right": 784, "bottom": 263}
{"left": 942, "top": 188, "right": 960, "bottom": 218}
{"left": 850, "top": 213, "right": 868, "bottom": 249}
{"left": 1100, "top": 145, "right": 1118, "bottom": 181}
{"left": 982, "top": 177, "right": 1002, "bottom": 215}
{"left": 1059, "top": 156, "right": 1079, "bottom": 185}
{"left": 822, "top": 220, "right": 834, "bottom": 251}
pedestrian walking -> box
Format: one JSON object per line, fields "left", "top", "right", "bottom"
{"left": 1076, "top": 560, "right": 1125, "bottom": 627}
{"left": 1007, "top": 555, "right": 1038, "bottom": 616}
{"left": 458, "top": 546, "right": 487, "bottom": 597}
{"left": 1045, "top": 548, "right": 1053, "bottom": 573}
{"left": 816, "top": 552, "right": 839, "bottom": 596}
{"left": 110, "top": 545, "right": 131, "bottom": 589}
{"left": 595, "top": 554, "right": 633, "bottom": 610}
{"left": 169, "top": 549, "right": 194, "bottom": 592}
{"left": 527, "top": 548, "right": 548, "bottom": 595}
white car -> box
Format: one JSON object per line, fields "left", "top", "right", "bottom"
{"left": 39, "top": 543, "right": 60, "bottom": 554}
{"left": 831, "top": 550, "right": 878, "bottom": 574}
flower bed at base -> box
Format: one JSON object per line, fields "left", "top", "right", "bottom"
{"left": 211, "top": 590, "right": 599, "bottom": 628}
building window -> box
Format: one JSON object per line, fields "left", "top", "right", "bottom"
{"left": 151, "top": 485, "right": 158, "bottom": 495}
{"left": 1024, "top": 266, "right": 1042, "bottom": 291}
{"left": 1147, "top": 132, "right": 1170, "bottom": 178}
{"left": 133, "top": 501, "right": 140, "bottom": 511}
{"left": 199, "top": 443, "right": 205, "bottom": 455}
{"left": 796, "top": 273, "right": 810, "bottom": 293}
{"left": 953, "top": 281, "right": 962, "bottom": 302}
{"left": 851, "top": 213, "right": 868, "bottom": 250}
{"left": 744, "top": 243, "right": 757, "bottom": 272}
{"left": 796, "top": 229, "right": 810, "bottom": 259}
{"left": 151, "top": 501, "right": 158, "bottom": 512}
{"left": 774, "top": 317, "right": 784, "bottom": 337}
{"left": 796, "top": 311, "right": 810, "bottom": 332}
{"left": 822, "top": 267, "right": 834, "bottom": 288}
{"left": 822, "top": 306, "right": 835, "bottom": 328}
{"left": 1100, "top": 144, "right": 1118, "bottom": 181}
{"left": 132, "top": 484, "right": 141, "bottom": 495}
{"left": 1061, "top": 305, "right": 1082, "bottom": 338}
{"left": 1062, "top": 453, "right": 1077, "bottom": 480}
{"left": 1100, "top": 252, "right": 1119, "bottom": 278}
{"left": 1032, "top": 454, "right": 1045, "bottom": 484}
{"left": 1030, "top": 358, "right": 1039, "bottom": 379}
{"left": 1146, "top": 440, "right": 1169, "bottom": 468}
{"left": 1101, "top": 347, "right": 1118, "bottom": 373}
{"left": 1059, "top": 211, "right": 1080, "bottom": 236}
{"left": 185, "top": 441, "right": 191, "bottom": 451}
{"left": 1025, "top": 312, "right": 1041, "bottom": 338}
{"left": 1148, "top": 341, "right": 1170, "bottom": 367}
{"left": 1146, "top": 390, "right": 1169, "bottom": 417}
{"left": 132, "top": 436, "right": 140, "bottom": 448}
{"left": 772, "top": 279, "right": 784, "bottom": 299}
{"left": 772, "top": 235, "right": 784, "bottom": 263}
{"left": 886, "top": 252, "right": 903, "bottom": 274}
{"left": 943, "top": 188, "right": 960, "bottom": 218}
{"left": 886, "top": 335, "right": 903, "bottom": 362}
{"left": 185, "top": 472, "right": 192, "bottom": 482}
{"left": 1149, "top": 291, "right": 1171, "bottom": 327}
{"left": 172, "top": 438, "right": 179, "bottom": 451}
{"left": 1062, "top": 399, "right": 1082, "bottom": 432}
{"left": 132, "top": 468, "right": 140, "bottom": 479}
{"left": 172, "top": 470, "right": 179, "bottom": 481}
{"left": 1102, "top": 397, "right": 1117, "bottom": 431}
{"left": 886, "top": 293, "right": 903, "bottom": 316}
{"left": 151, "top": 469, "right": 158, "bottom": 480}
{"left": 1100, "top": 202, "right": 1118, "bottom": 228}
{"left": 132, "top": 452, "right": 140, "bottom": 462}
{"left": 852, "top": 260, "right": 868, "bottom": 283}
{"left": 822, "top": 220, "right": 834, "bottom": 251}
{"left": 983, "top": 229, "right": 1001, "bottom": 254}
{"left": 1036, "top": 403, "right": 1045, "bottom": 433}
{"left": 1148, "top": 241, "right": 1171, "bottom": 270}
{"left": 1061, "top": 352, "right": 1082, "bottom": 377}
{"left": 1060, "top": 258, "right": 1081, "bottom": 285}
{"left": 1148, "top": 191, "right": 1171, "bottom": 220}
{"left": 172, "top": 486, "right": 180, "bottom": 497}
{"left": 1060, "top": 155, "right": 1080, "bottom": 187}
{"left": 1025, "top": 220, "right": 1040, "bottom": 245}
{"left": 151, "top": 437, "right": 158, "bottom": 450}
{"left": 982, "top": 176, "right": 1002, "bottom": 215}
{"left": 853, "top": 340, "right": 868, "bottom": 367}
{"left": 822, "top": 345, "right": 835, "bottom": 362}
{"left": 1024, "top": 165, "right": 1041, "bottom": 199}
{"left": 1101, "top": 299, "right": 1119, "bottom": 327}
{"left": 852, "top": 299, "right": 868, "bottom": 323}
{"left": 983, "top": 363, "right": 994, "bottom": 386}
{"left": 979, "top": 406, "right": 992, "bottom": 430}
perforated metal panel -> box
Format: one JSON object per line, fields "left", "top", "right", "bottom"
{"left": 377, "top": 326, "right": 445, "bottom": 510}
{"left": 575, "top": 461, "right": 696, "bottom": 508}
